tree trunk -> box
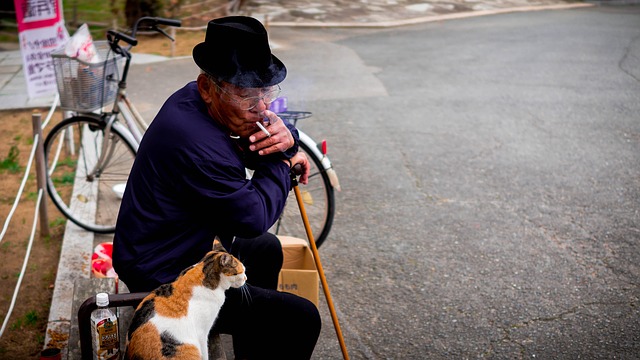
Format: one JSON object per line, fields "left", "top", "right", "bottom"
{"left": 124, "top": 0, "right": 164, "bottom": 28}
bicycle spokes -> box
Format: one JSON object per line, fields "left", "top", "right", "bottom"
{"left": 44, "top": 116, "right": 137, "bottom": 233}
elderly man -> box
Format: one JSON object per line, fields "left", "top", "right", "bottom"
{"left": 113, "top": 16, "right": 320, "bottom": 359}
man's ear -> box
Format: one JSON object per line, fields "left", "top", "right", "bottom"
{"left": 197, "top": 73, "right": 213, "bottom": 104}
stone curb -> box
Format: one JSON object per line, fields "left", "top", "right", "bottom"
{"left": 265, "top": 3, "right": 595, "bottom": 28}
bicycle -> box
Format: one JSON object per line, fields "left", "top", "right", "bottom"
{"left": 45, "top": 17, "right": 339, "bottom": 247}
{"left": 45, "top": 17, "right": 181, "bottom": 234}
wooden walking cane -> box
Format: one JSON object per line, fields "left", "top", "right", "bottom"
{"left": 291, "top": 166, "right": 350, "bottom": 360}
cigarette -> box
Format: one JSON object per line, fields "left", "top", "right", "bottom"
{"left": 256, "top": 121, "right": 271, "bottom": 137}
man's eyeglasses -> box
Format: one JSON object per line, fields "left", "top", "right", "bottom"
{"left": 213, "top": 80, "right": 281, "bottom": 111}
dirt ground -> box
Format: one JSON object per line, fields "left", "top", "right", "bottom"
{"left": 0, "top": 30, "right": 203, "bottom": 359}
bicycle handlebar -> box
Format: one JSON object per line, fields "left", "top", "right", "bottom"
{"left": 107, "top": 30, "right": 138, "bottom": 47}
{"left": 277, "top": 111, "right": 312, "bottom": 127}
{"left": 154, "top": 18, "right": 182, "bottom": 27}
{"left": 132, "top": 17, "right": 182, "bottom": 38}
{"left": 107, "top": 17, "right": 182, "bottom": 54}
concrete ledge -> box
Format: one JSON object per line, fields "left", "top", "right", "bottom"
{"left": 44, "top": 221, "right": 95, "bottom": 359}
{"left": 68, "top": 278, "right": 116, "bottom": 360}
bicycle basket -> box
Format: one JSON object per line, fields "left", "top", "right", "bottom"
{"left": 51, "top": 40, "right": 125, "bottom": 112}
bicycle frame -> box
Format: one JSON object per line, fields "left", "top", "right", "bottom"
{"left": 104, "top": 37, "right": 148, "bottom": 145}
{"left": 99, "top": 112, "right": 140, "bottom": 168}
{"left": 59, "top": 33, "right": 146, "bottom": 181}
{"left": 119, "top": 96, "right": 148, "bottom": 142}
{"left": 45, "top": 17, "right": 180, "bottom": 233}
{"left": 109, "top": 68, "right": 148, "bottom": 144}
{"left": 64, "top": 112, "right": 139, "bottom": 181}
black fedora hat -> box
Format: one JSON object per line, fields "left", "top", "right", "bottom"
{"left": 193, "top": 16, "right": 286, "bottom": 88}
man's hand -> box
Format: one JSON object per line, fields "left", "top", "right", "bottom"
{"left": 249, "top": 110, "right": 295, "bottom": 155}
{"left": 287, "top": 151, "right": 310, "bottom": 185}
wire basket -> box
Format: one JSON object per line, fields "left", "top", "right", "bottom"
{"left": 51, "top": 41, "right": 125, "bottom": 112}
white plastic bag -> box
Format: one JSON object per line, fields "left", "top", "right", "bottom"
{"left": 64, "top": 23, "right": 101, "bottom": 63}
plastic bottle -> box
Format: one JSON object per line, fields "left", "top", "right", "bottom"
{"left": 91, "top": 292, "right": 119, "bottom": 360}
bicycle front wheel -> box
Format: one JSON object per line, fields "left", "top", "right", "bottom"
{"left": 44, "top": 116, "right": 137, "bottom": 233}
{"left": 273, "top": 141, "right": 335, "bottom": 248}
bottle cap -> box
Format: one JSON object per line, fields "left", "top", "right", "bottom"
{"left": 96, "top": 292, "right": 109, "bottom": 307}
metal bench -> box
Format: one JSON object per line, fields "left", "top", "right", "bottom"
{"left": 74, "top": 278, "right": 226, "bottom": 359}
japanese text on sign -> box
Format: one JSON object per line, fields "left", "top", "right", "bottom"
{"left": 14, "top": 0, "right": 68, "bottom": 98}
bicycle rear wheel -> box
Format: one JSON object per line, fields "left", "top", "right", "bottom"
{"left": 44, "top": 116, "right": 137, "bottom": 233}
{"left": 273, "top": 141, "right": 335, "bottom": 247}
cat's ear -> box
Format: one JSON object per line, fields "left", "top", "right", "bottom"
{"left": 220, "top": 253, "right": 234, "bottom": 267}
{"left": 213, "top": 237, "right": 225, "bottom": 252}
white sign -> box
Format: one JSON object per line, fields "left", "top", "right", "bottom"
{"left": 14, "top": 0, "right": 69, "bottom": 99}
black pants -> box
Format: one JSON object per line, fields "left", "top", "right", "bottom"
{"left": 212, "top": 233, "right": 321, "bottom": 360}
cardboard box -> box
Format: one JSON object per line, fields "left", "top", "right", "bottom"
{"left": 277, "top": 236, "right": 319, "bottom": 307}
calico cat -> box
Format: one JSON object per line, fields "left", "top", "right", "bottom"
{"left": 124, "top": 239, "right": 246, "bottom": 360}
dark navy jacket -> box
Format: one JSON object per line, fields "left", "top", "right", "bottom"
{"left": 112, "top": 81, "right": 297, "bottom": 292}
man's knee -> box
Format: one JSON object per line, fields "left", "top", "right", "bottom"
{"left": 253, "top": 232, "right": 283, "bottom": 256}
{"left": 233, "top": 233, "right": 283, "bottom": 264}
{"left": 232, "top": 233, "right": 283, "bottom": 289}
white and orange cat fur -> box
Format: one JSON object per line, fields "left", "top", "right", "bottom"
{"left": 124, "top": 239, "right": 246, "bottom": 360}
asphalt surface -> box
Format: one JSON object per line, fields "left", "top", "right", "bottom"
{"left": 273, "top": 8, "right": 640, "bottom": 359}
{"left": 9, "top": 1, "right": 636, "bottom": 359}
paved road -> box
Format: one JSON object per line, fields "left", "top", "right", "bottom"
{"left": 125, "top": 5, "right": 640, "bottom": 359}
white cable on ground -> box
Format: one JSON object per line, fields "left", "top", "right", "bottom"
{"left": 0, "top": 134, "right": 39, "bottom": 244}
{"left": 0, "top": 188, "right": 44, "bottom": 338}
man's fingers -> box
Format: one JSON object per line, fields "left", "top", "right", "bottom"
{"left": 262, "top": 109, "right": 280, "bottom": 124}
{"left": 253, "top": 131, "right": 290, "bottom": 155}
{"left": 289, "top": 152, "right": 310, "bottom": 184}
{"left": 250, "top": 118, "right": 294, "bottom": 155}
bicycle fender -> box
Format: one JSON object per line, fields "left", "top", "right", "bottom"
{"left": 297, "top": 130, "right": 341, "bottom": 191}
{"left": 111, "top": 121, "right": 140, "bottom": 152}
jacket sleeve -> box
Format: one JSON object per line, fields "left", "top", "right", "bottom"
{"left": 181, "top": 148, "right": 291, "bottom": 239}
{"left": 281, "top": 120, "right": 299, "bottom": 159}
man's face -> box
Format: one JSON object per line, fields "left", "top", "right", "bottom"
{"left": 205, "top": 77, "right": 280, "bottom": 138}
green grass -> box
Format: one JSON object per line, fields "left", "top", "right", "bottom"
{"left": 49, "top": 217, "right": 67, "bottom": 228}
{"left": 3, "top": 0, "right": 127, "bottom": 41}
{"left": 64, "top": 2, "right": 124, "bottom": 40}
{"left": 0, "top": 241, "right": 12, "bottom": 254}
{"left": 26, "top": 191, "right": 38, "bottom": 201}
{"left": 52, "top": 172, "right": 75, "bottom": 185}
{"left": 9, "top": 310, "right": 39, "bottom": 330}
{"left": 0, "top": 146, "right": 21, "bottom": 174}
{"left": 51, "top": 157, "right": 77, "bottom": 185}
{"left": 4, "top": 0, "right": 211, "bottom": 42}
{"left": 41, "top": 269, "right": 56, "bottom": 283}
{"left": 59, "top": 156, "right": 77, "bottom": 168}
